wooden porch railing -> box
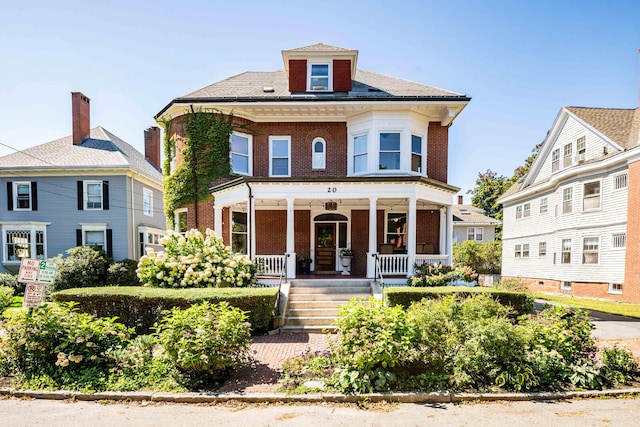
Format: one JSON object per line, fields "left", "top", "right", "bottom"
{"left": 254, "top": 254, "right": 287, "bottom": 278}
{"left": 378, "top": 254, "right": 450, "bottom": 275}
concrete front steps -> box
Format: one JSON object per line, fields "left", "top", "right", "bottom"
{"left": 280, "top": 279, "right": 372, "bottom": 331}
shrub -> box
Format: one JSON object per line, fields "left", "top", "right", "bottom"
{"left": 0, "top": 303, "right": 131, "bottom": 390}
{"left": 409, "top": 263, "right": 478, "bottom": 287}
{"left": 137, "top": 229, "right": 257, "bottom": 288}
{"left": 53, "top": 246, "right": 110, "bottom": 291}
{"left": 452, "top": 240, "right": 501, "bottom": 274}
{"left": 154, "top": 301, "right": 252, "bottom": 386}
{"left": 0, "top": 273, "right": 22, "bottom": 296}
{"left": 280, "top": 348, "right": 334, "bottom": 393}
{"left": 107, "top": 259, "right": 141, "bottom": 286}
{"left": 52, "top": 286, "right": 277, "bottom": 335}
{"left": 600, "top": 346, "right": 640, "bottom": 386}
{"left": 0, "top": 286, "right": 14, "bottom": 314}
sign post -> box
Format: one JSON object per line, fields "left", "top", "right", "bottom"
{"left": 18, "top": 258, "right": 57, "bottom": 309}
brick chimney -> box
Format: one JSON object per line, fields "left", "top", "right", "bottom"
{"left": 71, "top": 92, "right": 90, "bottom": 145}
{"left": 458, "top": 195, "right": 464, "bottom": 205}
{"left": 144, "top": 126, "right": 161, "bottom": 170}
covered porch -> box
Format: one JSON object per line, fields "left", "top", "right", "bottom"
{"left": 210, "top": 177, "right": 457, "bottom": 280}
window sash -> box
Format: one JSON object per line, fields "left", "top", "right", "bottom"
{"left": 85, "top": 182, "right": 102, "bottom": 210}
{"left": 411, "top": 135, "right": 422, "bottom": 173}
{"left": 563, "top": 143, "right": 573, "bottom": 167}
{"left": 539, "top": 242, "right": 547, "bottom": 256}
{"left": 516, "top": 205, "right": 523, "bottom": 219}
{"left": 379, "top": 132, "right": 400, "bottom": 170}
{"left": 309, "top": 64, "right": 330, "bottom": 91}
{"left": 270, "top": 138, "right": 290, "bottom": 177}
{"left": 353, "top": 135, "right": 368, "bottom": 173}
{"left": 582, "top": 237, "right": 599, "bottom": 264}
{"left": 231, "top": 133, "right": 250, "bottom": 175}
{"left": 143, "top": 189, "right": 152, "bottom": 216}
{"left": 386, "top": 213, "right": 407, "bottom": 250}
{"left": 523, "top": 203, "right": 530, "bottom": 217}
{"left": 5, "top": 228, "right": 46, "bottom": 261}
{"left": 562, "top": 188, "right": 572, "bottom": 214}
{"left": 231, "top": 211, "right": 248, "bottom": 254}
{"left": 561, "top": 239, "right": 571, "bottom": 264}
{"left": 583, "top": 182, "right": 600, "bottom": 210}
{"left": 540, "top": 198, "right": 548, "bottom": 214}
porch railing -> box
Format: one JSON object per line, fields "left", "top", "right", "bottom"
{"left": 378, "top": 254, "right": 450, "bottom": 275}
{"left": 255, "top": 254, "right": 287, "bottom": 277}
{"left": 414, "top": 254, "right": 450, "bottom": 267}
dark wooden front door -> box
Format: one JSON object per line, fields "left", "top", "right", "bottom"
{"left": 315, "top": 223, "right": 336, "bottom": 271}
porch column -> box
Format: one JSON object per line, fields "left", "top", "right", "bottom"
{"left": 286, "top": 198, "right": 296, "bottom": 279}
{"left": 367, "top": 197, "right": 378, "bottom": 278}
{"left": 407, "top": 197, "right": 417, "bottom": 277}
{"left": 214, "top": 203, "right": 223, "bottom": 238}
{"left": 439, "top": 208, "right": 446, "bottom": 256}
{"left": 446, "top": 206, "right": 453, "bottom": 265}
{"left": 249, "top": 198, "right": 256, "bottom": 259}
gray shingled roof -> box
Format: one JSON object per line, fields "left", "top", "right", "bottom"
{"left": 566, "top": 107, "right": 639, "bottom": 149}
{"left": 0, "top": 127, "right": 162, "bottom": 182}
{"left": 452, "top": 205, "right": 501, "bottom": 225}
{"left": 177, "top": 69, "right": 465, "bottom": 101}
{"left": 283, "top": 43, "right": 353, "bottom": 52}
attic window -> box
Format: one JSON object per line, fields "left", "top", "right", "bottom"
{"left": 308, "top": 63, "right": 332, "bottom": 91}
{"left": 460, "top": 209, "right": 470, "bottom": 215}
{"left": 262, "top": 86, "right": 274, "bottom": 93}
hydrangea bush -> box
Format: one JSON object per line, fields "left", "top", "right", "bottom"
{"left": 408, "top": 263, "right": 478, "bottom": 286}
{"left": 137, "top": 228, "right": 256, "bottom": 288}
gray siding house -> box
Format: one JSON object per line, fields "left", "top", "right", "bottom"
{"left": 452, "top": 196, "right": 500, "bottom": 243}
{"left": 0, "top": 93, "right": 166, "bottom": 274}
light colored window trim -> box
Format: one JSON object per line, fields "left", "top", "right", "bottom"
{"left": 539, "top": 197, "right": 548, "bottom": 214}
{"left": 582, "top": 237, "right": 599, "bottom": 265}
{"left": 13, "top": 181, "right": 32, "bottom": 211}
{"left": 175, "top": 208, "right": 188, "bottom": 233}
{"left": 523, "top": 203, "right": 531, "bottom": 218}
{"left": 467, "top": 227, "right": 484, "bottom": 241}
{"left": 608, "top": 283, "right": 623, "bottom": 295}
{"left": 307, "top": 61, "right": 332, "bottom": 92}
{"left": 551, "top": 149, "right": 560, "bottom": 172}
{"left": 411, "top": 134, "right": 423, "bottom": 173}
{"left": 312, "top": 137, "right": 326, "bottom": 170}
{"left": 582, "top": 180, "right": 601, "bottom": 211}
{"left": 560, "top": 281, "right": 572, "bottom": 291}
{"left": 80, "top": 223, "right": 107, "bottom": 251}
{"left": 611, "top": 233, "right": 626, "bottom": 249}
{"left": 614, "top": 172, "right": 628, "bottom": 190}
{"left": 522, "top": 243, "right": 529, "bottom": 258}
{"left": 539, "top": 241, "right": 547, "bottom": 257}
{"left": 561, "top": 238, "right": 571, "bottom": 264}
{"left": 84, "top": 180, "right": 103, "bottom": 210}
{"left": 269, "top": 136, "right": 291, "bottom": 177}
{"left": 562, "top": 187, "right": 572, "bottom": 214}
{"left": 514, "top": 244, "right": 522, "bottom": 258}
{"left": 143, "top": 188, "right": 153, "bottom": 217}
{"left": 352, "top": 133, "right": 368, "bottom": 174}
{"left": 138, "top": 225, "right": 164, "bottom": 257}
{"left": 230, "top": 132, "right": 252, "bottom": 176}
{"left": 230, "top": 211, "right": 248, "bottom": 254}
{"left": 563, "top": 143, "right": 573, "bottom": 168}
{"left": 2, "top": 224, "right": 47, "bottom": 263}
{"left": 378, "top": 131, "right": 401, "bottom": 171}
{"left": 576, "top": 136, "right": 586, "bottom": 161}
{"left": 515, "top": 205, "right": 523, "bottom": 219}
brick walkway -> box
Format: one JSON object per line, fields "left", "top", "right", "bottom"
{"left": 218, "top": 332, "right": 334, "bottom": 393}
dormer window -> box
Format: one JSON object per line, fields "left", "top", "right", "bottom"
{"left": 308, "top": 63, "right": 331, "bottom": 91}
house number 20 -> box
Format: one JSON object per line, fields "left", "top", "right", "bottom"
{"left": 327, "top": 187, "right": 337, "bottom": 193}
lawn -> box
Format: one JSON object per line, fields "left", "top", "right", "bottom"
{"left": 533, "top": 293, "right": 640, "bottom": 318}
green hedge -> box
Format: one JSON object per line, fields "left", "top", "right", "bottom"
{"left": 52, "top": 286, "right": 278, "bottom": 335}
{"left": 385, "top": 286, "right": 534, "bottom": 315}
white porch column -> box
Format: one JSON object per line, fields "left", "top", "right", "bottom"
{"left": 446, "top": 206, "right": 453, "bottom": 265}
{"left": 286, "top": 198, "right": 296, "bottom": 279}
{"left": 407, "top": 197, "right": 417, "bottom": 277}
{"left": 367, "top": 197, "right": 378, "bottom": 278}
{"left": 249, "top": 198, "right": 256, "bottom": 259}
{"left": 214, "top": 203, "right": 223, "bottom": 238}
{"left": 439, "top": 208, "right": 446, "bottom": 256}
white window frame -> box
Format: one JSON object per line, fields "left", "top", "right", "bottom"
{"left": 576, "top": 136, "right": 586, "bottom": 160}
{"left": 611, "top": 233, "right": 626, "bottom": 249}
{"left": 467, "top": 227, "right": 484, "bottom": 241}
{"left": 562, "top": 187, "right": 572, "bottom": 214}
{"left": 582, "top": 237, "right": 599, "bottom": 265}
{"left": 514, "top": 244, "right": 522, "bottom": 258}
{"left": 138, "top": 225, "right": 164, "bottom": 257}
{"left": 269, "top": 136, "right": 291, "bottom": 177}
{"left": 522, "top": 243, "right": 530, "bottom": 258}
{"left": 80, "top": 223, "right": 107, "bottom": 251}
{"left": 84, "top": 180, "right": 103, "bottom": 210}
{"left": 561, "top": 281, "right": 572, "bottom": 291}
{"left": 2, "top": 224, "right": 47, "bottom": 263}
{"left": 352, "top": 133, "right": 368, "bottom": 174}
{"left": 539, "top": 241, "right": 547, "bottom": 257}
{"left": 561, "top": 238, "right": 571, "bottom": 264}
{"left": 523, "top": 203, "right": 531, "bottom": 218}
{"left": 563, "top": 143, "right": 573, "bottom": 168}
{"left": 551, "top": 148, "right": 560, "bottom": 172}
{"left": 515, "top": 205, "right": 523, "bottom": 219}
{"left": 175, "top": 208, "right": 188, "bottom": 234}
{"left": 143, "top": 188, "right": 153, "bottom": 217}
{"left": 307, "top": 61, "right": 332, "bottom": 92}
{"left": 608, "top": 283, "right": 623, "bottom": 295}
{"left": 13, "top": 181, "right": 32, "bottom": 211}
{"left": 614, "top": 172, "right": 628, "bottom": 190}
{"left": 312, "top": 137, "right": 326, "bottom": 170}
{"left": 230, "top": 211, "right": 248, "bottom": 255}
{"left": 539, "top": 197, "right": 548, "bottom": 214}
{"left": 411, "top": 134, "right": 423, "bottom": 173}
{"left": 582, "top": 180, "right": 601, "bottom": 211}
{"left": 230, "top": 132, "right": 252, "bottom": 176}
{"left": 378, "top": 131, "right": 401, "bottom": 171}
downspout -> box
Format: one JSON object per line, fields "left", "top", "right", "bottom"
{"left": 245, "top": 181, "right": 253, "bottom": 259}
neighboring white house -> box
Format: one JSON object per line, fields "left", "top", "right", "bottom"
{"left": 499, "top": 106, "right": 640, "bottom": 303}
{"left": 452, "top": 196, "right": 500, "bottom": 243}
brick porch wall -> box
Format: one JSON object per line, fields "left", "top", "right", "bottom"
{"left": 417, "top": 210, "right": 441, "bottom": 253}
{"left": 624, "top": 160, "right": 640, "bottom": 304}
{"left": 255, "top": 210, "right": 286, "bottom": 254}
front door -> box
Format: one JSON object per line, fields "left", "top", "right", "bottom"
{"left": 315, "top": 223, "right": 336, "bottom": 271}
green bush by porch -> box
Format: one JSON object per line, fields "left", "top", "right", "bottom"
{"left": 384, "top": 286, "right": 534, "bottom": 316}
{"left": 51, "top": 286, "right": 277, "bottom": 335}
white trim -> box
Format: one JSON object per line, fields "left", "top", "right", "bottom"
{"left": 269, "top": 136, "right": 291, "bottom": 177}
{"left": 174, "top": 208, "right": 188, "bottom": 233}
{"left": 2, "top": 224, "right": 47, "bottom": 263}
{"left": 582, "top": 179, "right": 601, "bottom": 212}
{"left": 12, "top": 181, "right": 32, "bottom": 211}
{"left": 582, "top": 236, "right": 600, "bottom": 265}
{"left": 142, "top": 188, "right": 153, "bottom": 216}
{"left": 307, "top": 61, "right": 333, "bottom": 92}
{"left": 378, "top": 130, "right": 402, "bottom": 172}
{"left": 84, "top": 180, "right": 103, "bottom": 210}
{"left": 560, "top": 281, "right": 572, "bottom": 291}
{"left": 81, "top": 224, "right": 107, "bottom": 250}
{"left": 312, "top": 137, "right": 326, "bottom": 170}
{"left": 351, "top": 133, "right": 369, "bottom": 175}
{"left": 608, "top": 283, "right": 623, "bottom": 295}
{"left": 230, "top": 132, "right": 253, "bottom": 176}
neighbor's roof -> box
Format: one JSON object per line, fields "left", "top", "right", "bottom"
{"left": 566, "top": 107, "right": 639, "bottom": 149}
{"left": 452, "top": 205, "right": 501, "bottom": 225}
{"left": 0, "top": 127, "right": 162, "bottom": 182}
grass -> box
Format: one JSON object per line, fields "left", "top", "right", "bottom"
{"left": 532, "top": 293, "right": 640, "bottom": 318}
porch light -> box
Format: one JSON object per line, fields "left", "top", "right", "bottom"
{"left": 325, "top": 201, "right": 337, "bottom": 211}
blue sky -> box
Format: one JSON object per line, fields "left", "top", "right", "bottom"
{"left": 1, "top": 0, "right": 639, "bottom": 199}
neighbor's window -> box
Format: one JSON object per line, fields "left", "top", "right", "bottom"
{"left": 353, "top": 134, "right": 368, "bottom": 173}
{"left": 563, "top": 143, "right": 573, "bottom": 168}
{"left": 308, "top": 63, "right": 331, "bottom": 91}
{"left": 612, "top": 233, "right": 626, "bottom": 248}
{"left": 82, "top": 227, "right": 106, "bottom": 251}
{"left": 143, "top": 188, "right": 153, "bottom": 216}
{"left": 15, "top": 182, "right": 32, "bottom": 210}
{"left": 539, "top": 241, "right": 547, "bottom": 256}
{"left": 175, "top": 209, "right": 188, "bottom": 234}
{"left": 614, "top": 173, "right": 628, "bottom": 190}
{"left": 582, "top": 237, "right": 599, "bottom": 264}
{"left": 523, "top": 203, "right": 531, "bottom": 218}
{"left": 539, "top": 197, "right": 548, "bottom": 214}
{"left": 515, "top": 244, "right": 522, "bottom": 258}
{"left": 312, "top": 138, "right": 326, "bottom": 170}
{"left": 231, "top": 132, "right": 251, "bottom": 175}
{"left": 583, "top": 181, "right": 601, "bottom": 211}
{"left": 467, "top": 227, "right": 484, "bottom": 241}
{"left": 269, "top": 136, "right": 291, "bottom": 177}
{"left": 231, "top": 211, "right": 248, "bottom": 254}
{"left": 562, "top": 187, "right": 572, "bottom": 214}
{"left": 411, "top": 135, "right": 423, "bottom": 173}
{"left": 379, "top": 132, "right": 401, "bottom": 170}
{"left": 552, "top": 149, "right": 560, "bottom": 172}
{"left": 608, "top": 283, "right": 622, "bottom": 295}
{"left": 561, "top": 238, "right": 571, "bottom": 264}
{"left": 84, "top": 181, "right": 103, "bottom": 210}
{"left": 4, "top": 228, "right": 46, "bottom": 262}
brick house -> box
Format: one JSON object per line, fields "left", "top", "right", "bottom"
{"left": 155, "top": 44, "right": 470, "bottom": 281}
{"left": 499, "top": 106, "right": 640, "bottom": 303}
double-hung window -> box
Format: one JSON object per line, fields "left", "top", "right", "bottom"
{"left": 467, "top": 227, "right": 484, "bottom": 241}
{"left": 576, "top": 136, "right": 586, "bottom": 161}
{"left": 539, "top": 197, "right": 548, "bottom": 214}
{"left": 551, "top": 149, "right": 560, "bottom": 172}
{"left": 269, "top": 136, "right": 291, "bottom": 177}
{"left": 379, "top": 132, "right": 400, "bottom": 171}
{"left": 561, "top": 238, "right": 571, "bottom": 264}
{"left": 8, "top": 181, "right": 37, "bottom": 211}
{"left": 562, "top": 187, "right": 572, "bottom": 214}
{"left": 16, "top": 182, "right": 31, "bottom": 210}
{"left": 582, "top": 237, "right": 599, "bottom": 264}
{"left": 539, "top": 241, "right": 547, "bottom": 256}
{"left": 308, "top": 63, "right": 331, "bottom": 91}
{"left": 231, "top": 132, "right": 251, "bottom": 175}
{"left": 563, "top": 143, "right": 573, "bottom": 168}
{"left": 515, "top": 205, "right": 523, "bottom": 219}
{"left": 583, "top": 181, "right": 601, "bottom": 210}
{"left": 83, "top": 181, "right": 104, "bottom": 210}
{"left": 411, "top": 135, "right": 423, "bottom": 173}
{"left": 353, "top": 134, "right": 368, "bottom": 174}
{"left": 523, "top": 203, "right": 531, "bottom": 218}
{"left": 231, "top": 211, "right": 248, "bottom": 254}
{"left": 143, "top": 189, "right": 153, "bottom": 216}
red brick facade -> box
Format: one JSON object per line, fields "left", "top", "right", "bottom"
{"left": 507, "top": 277, "right": 632, "bottom": 303}
{"left": 351, "top": 210, "right": 369, "bottom": 276}
{"left": 255, "top": 210, "right": 286, "bottom": 254}
{"left": 417, "top": 210, "right": 441, "bottom": 253}
{"left": 427, "top": 122, "right": 449, "bottom": 183}
{"left": 624, "top": 160, "right": 640, "bottom": 303}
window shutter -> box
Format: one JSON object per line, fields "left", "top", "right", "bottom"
{"left": 31, "top": 182, "right": 38, "bottom": 211}
{"left": 103, "top": 181, "right": 109, "bottom": 210}
{"left": 76, "top": 229, "right": 82, "bottom": 246}
{"left": 7, "top": 181, "right": 13, "bottom": 211}
{"left": 106, "top": 229, "right": 113, "bottom": 258}
{"left": 77, "top": 181, "right": 83, "bottom": 210}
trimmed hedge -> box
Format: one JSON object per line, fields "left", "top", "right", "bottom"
{"left": 385, "top": 286, "right": 534, "bottom": 316}
{"left": 52, "top": 286, "right": 278, "bottom": 335}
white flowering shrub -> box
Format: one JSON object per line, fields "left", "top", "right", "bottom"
{"left": 136, "top": 229, "right": 257, "bottom": 288}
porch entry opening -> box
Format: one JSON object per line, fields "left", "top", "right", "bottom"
{"left": 314, "top": 214, "right": 348, "bottom": 272}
